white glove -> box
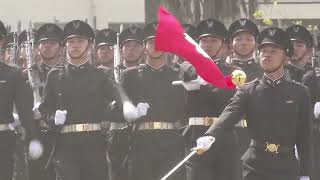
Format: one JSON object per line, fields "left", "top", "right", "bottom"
{"left": 28, "top": 139, "right": 43, "bottom": 160}
{"left": 172, "top": 76, "right": 208, "bottom": 91}
{"left": 11, "top": 113, "right": 21, "bottom": 128}
{"left": 136, "top": 103, "right": 150, "bottom": 117}
{"left": 33, "top": 102, "right": 41, "bottom": 120}
{"left": 295, "top": 145, "right": 299, "bottom": 160}
{"left": 195, "top": 136, "right": 215, "bottom": 154}
{"left": 300, "top": 176, "right": 310, "bottom": 180}
{"left": 197, "top": 76, "right": 208, "bottom": 86}
{"left": 315, "top": 68, "right": 320, "bottom": 77}
{"left": 123, "top": 101, "right": 140, "bottom": 123}
{"left": 55, "top": 110, "right": 67, "bottom": 125}
{"left": 314, "top": 102, "right": 320, "bottom": 119}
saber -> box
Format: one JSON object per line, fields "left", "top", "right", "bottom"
{"left": 161, "top": 138, "right": 214, "bottom": 180}
{"left": 160, "top": 149, "right": 198, "bottom": 180}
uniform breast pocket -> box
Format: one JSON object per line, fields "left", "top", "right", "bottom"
{"left": 281, "top": 99, "right": 298, "bottom": 114}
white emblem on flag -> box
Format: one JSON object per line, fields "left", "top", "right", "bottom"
{"left": 184, "top": 33, "right": 211, "bottom": 59}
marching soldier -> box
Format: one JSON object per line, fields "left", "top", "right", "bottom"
{"left": 94, "top": 28, "right": 117, "bottom": 70}
{"left": 227, "top": 19, "right": 262, "bottom": 174}
{"left": 302, "top": 58, "right": 320, "bottom": 180}
{"left": 120, "top": 21, "right": 186, "bottom": 180}
{"left": 5, "top": 26, "right": 43, "bottom": 180}
{"left": 182, "top": 19, "right": 240, "bottom": 180}
{"left": 94, "top": 28, "right": 117, "bottom": 180}
{"left": 0, "top": 19, "right": 42, "bottom": 180}
{"left": 119, "top": 25, "right": 144, "bottom": 69}
{"left": 228, "top": 18, "right": 262, "bottom": 82}
{"left": 196, "top": 27, "right": 312, "bottom": 180}
{"left": 106, "top": 24, "right": 144, "bottom": 180}
{"left": 301, "top": 34, "right": 320, "bottom": 180}
{"left": 285, "top": 25, "right": 314, "bottom": 83}
{"left": 38, "top": 20, "right": 115, "bottom": 180}
{"left": 36, "top": 23, "right": 64, "bottom": 94}
{"left": 29, "top": 23, "right": 64, "bottom": 180}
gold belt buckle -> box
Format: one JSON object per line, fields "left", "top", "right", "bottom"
{"left": 242, "top": 119, "right": 248, "bottom": 128}
{"left": 153, "top": 122, "right": 162, "bottom": 129}
{"left": 76, "top": 124, "right": 87, "bottom": 132}
{"left": 204, "top": 117, "right": 214, "bottom": 126}
{"left": 265, "top": 142, "right": 280, "bottom": 154}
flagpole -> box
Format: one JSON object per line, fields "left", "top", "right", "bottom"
{"left": 160, "top": 150, "right": 197, "bottom": 180}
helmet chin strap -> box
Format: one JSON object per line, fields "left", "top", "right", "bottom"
{"left": 291, "top": 50, "right": 307, "bottom": 63}
{"left": 210, "top": 40, "right": 225, "bottom": 60}
{"left": 264, "top": 60, "right": 285, "bottom": 74}
{"left": 67, "top": 42, "right": 90, "bottom": 62}
{"left": 233, "top": 48, "right": 255, "bottom": 60}
{"left": 123, "top": 51, "right": 145, "bottom": 66}
{"left": 40, "top": 49, "right": 60, "bottom": 63}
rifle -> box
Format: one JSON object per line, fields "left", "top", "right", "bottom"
{"left": 87, "top": 43, "right": 94, "bottom": 66}
{"left": 9, "top": 32, "right": 19, "bottom": 66}
{"left": 14, "top": 28, "right": 41, "bottom": 180}
{"left": 110, "top": 24, "right": 140, "bottom": 179}
{"left": 25, "top": 28, "right": 42, "bottom": 104}
{"left": 113, "top": 24, "right": 123, "bottom": 83}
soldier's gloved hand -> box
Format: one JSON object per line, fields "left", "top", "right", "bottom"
{"left": 314, "top": 102, "right": 320, "bottom": 119}
{"left": 28, "top": 139, "right": 43, "bottom": 160}
{"left": 179, "top": 81, "right": 201, "bottom": 91}
{"left": 172, "top": 76, "right": 208, "bottom": 91}
{"left": 123, "top": 101, "right": 140, "bottom": 123}
{"left": 33, "top": 102, "right": 41, "bottom": 120}
{"left": 136, "top": 103, "right": 150, "bottom": 117}
{"left": 300, "top": 176, "right": 310, "bottom": 180}
{"left": 197, "top": 76, "right": 208, "bottom": 86}
{"left": 315, "top": 68, "right": 320, "bottom": 77}
{"left": 55, "top": 110, "right": 67, "bottom": 125}
{"left": 194, "top": 136, "right": 215, "bottom": 155}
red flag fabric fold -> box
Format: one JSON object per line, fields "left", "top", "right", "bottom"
{"left": 155, "top": 6, "right": 235, "bottom": 89}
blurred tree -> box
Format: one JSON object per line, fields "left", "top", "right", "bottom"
{"left": 252, "top": 0, "right": 280, "bottom": 26}
{"left": 145, "top": 0, "right": 259, "bottom": 25}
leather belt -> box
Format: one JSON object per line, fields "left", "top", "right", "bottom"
{"left": 0, "top": 123, "right": 13, "bottom": 131}
{"left": 189, "top": 117, "right": 248, "bottom": 128}
{"left": 137, "top": 122, "right": 180, "bottom": 130}
{"left": 61, "top": 123, "right": 101, "bottom": 133}
{"left": 235, "top": 119, "right": 247, "bottom": 128}
{"left": 109, "top": 122, "right": 128, "bottom": 130}
{"left": 189, "top": 117, "right": 218, "bottom": 126}
{"left": 250, "top": 139, "right": 293, "bottom": 155}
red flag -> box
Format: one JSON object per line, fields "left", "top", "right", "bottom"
{"left": 155, "top": 7, "right": 235, "bottom": 89}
